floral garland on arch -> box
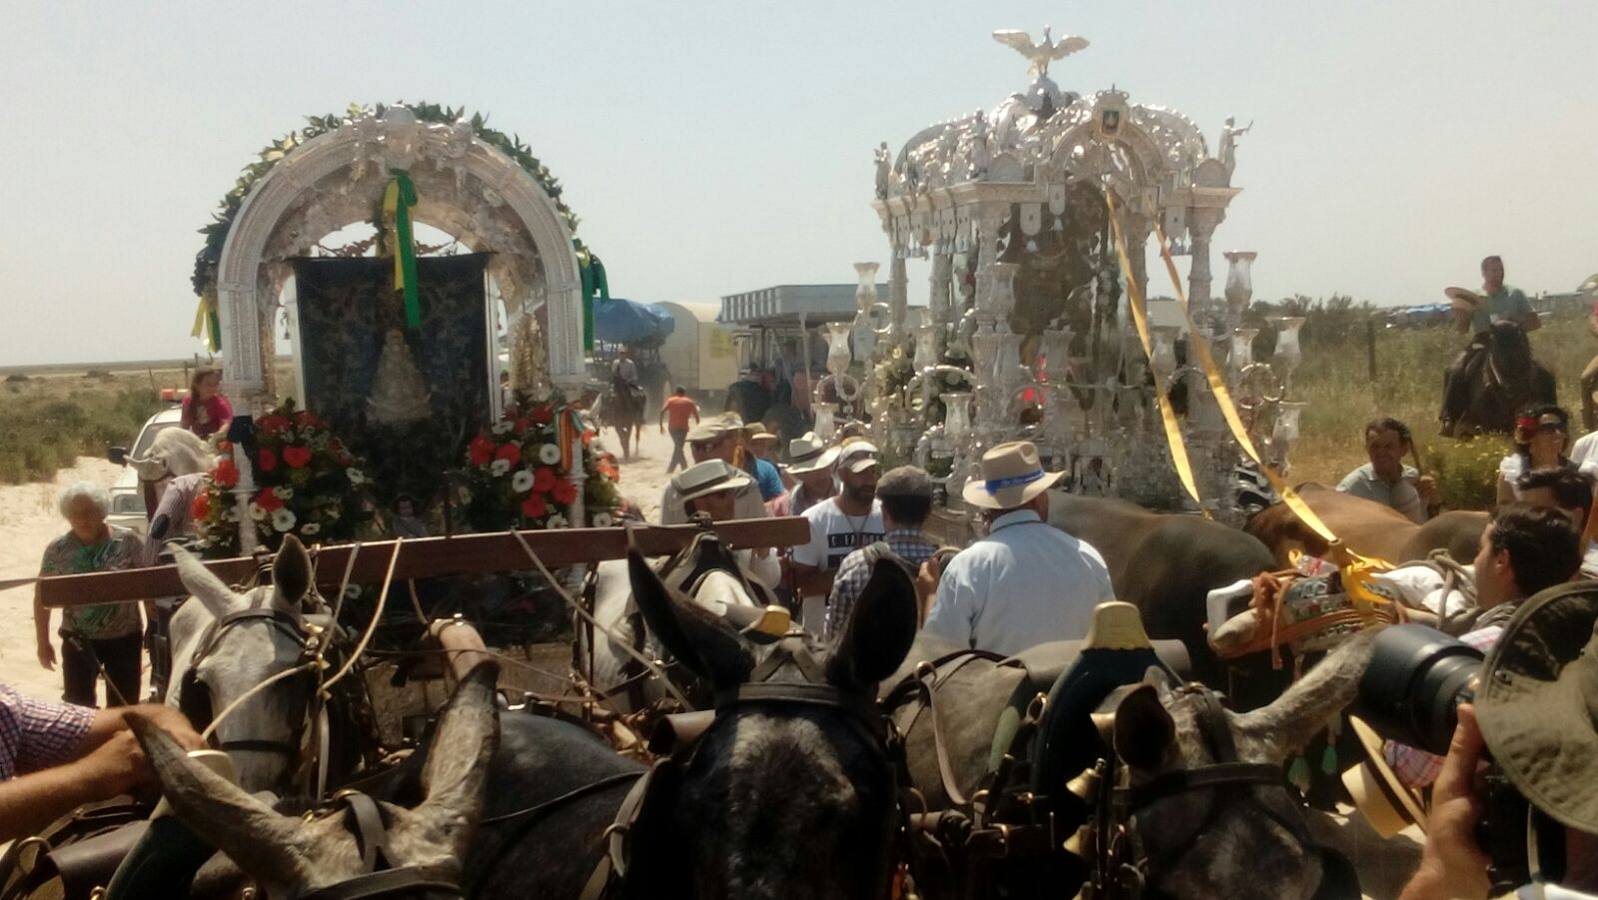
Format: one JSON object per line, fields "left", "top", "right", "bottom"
{"left": 459, "top": 396, "right": 621, "bottom": 533}
{"left": 193, "top": 400, "right": 374, "bottom": 557}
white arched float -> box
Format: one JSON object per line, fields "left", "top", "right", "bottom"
{"left": 213, "top": 106, "right": 586, "bottom": 407}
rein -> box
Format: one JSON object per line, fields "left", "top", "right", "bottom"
{"left": 295, "top": 791, "right": 462, "bottom": 900}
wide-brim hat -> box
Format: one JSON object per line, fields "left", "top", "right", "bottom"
{"left": 672, "top": 459, "right": 753, "bottom": 504}
{"left": 786, "top": 432, "right": 840, "bottom": 475}
{"left": 963, "top": 441, "right": 1063, "bottom": 509}
{"left": 1342, "top": 715, "right": 1428, "bottom": 839}
{"left": 747, "top": 430, "right": 779, "bottom": 447}
{"left": 1476, "top": 581, "right": 1598, "bottom": 833}
{"left": 686, "top": 412, "right": 742, "bottom": 443}
{"left": 1443, "top": 286, "right": 1482, "bottom": 311}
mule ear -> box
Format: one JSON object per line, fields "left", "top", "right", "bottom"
{"left": 406, "top": 662, "right": 500, "bottom": 860}
{"left": 172, "top": 544, "right": 238, "bottom": 619}
{"left": 272, "top": 534, "right": 313, "bottom": 608}
{"left": 127, "top": 714, "right": 315, "bottom": 884}
{"left": 1113, "top": 684, "right": 1177, "bottom": 773}
{"left": 828, "top": 558, "right": 917, "bottom": 690}
{"left": 626, "top": 549, "right": 752, "bottom": 687}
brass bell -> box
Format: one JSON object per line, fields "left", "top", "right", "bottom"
{"left": 1065, "top": 766, "right": 1101, "bottom": 802}
{"left": 1063, "top": 823, "right": 1096, "bottom": 859}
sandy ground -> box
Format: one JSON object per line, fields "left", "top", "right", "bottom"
{"left": 0, "top": 457, "right": 125, "bottom": 703}
{"left": 597, "top": 423, "right": 680, "bottom": 523}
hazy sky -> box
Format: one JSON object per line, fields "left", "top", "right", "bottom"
{"left": 2, "top": 1, "right": 1593, "bottom": 366}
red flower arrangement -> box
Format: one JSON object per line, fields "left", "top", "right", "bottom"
{"left": 459, "top": 398, "right": 619, "bottom": 531}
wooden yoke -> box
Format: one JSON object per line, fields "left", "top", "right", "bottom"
{"left": 35, "top": 517, "right": 811, "bottom": 608}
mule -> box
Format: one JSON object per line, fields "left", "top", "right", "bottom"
{"left": 598, "top": 382, "right": 646, "bottom": 460}
{"left": 1453, "top": 321, "right": 1556, "bottom": 436}
{"left": 125, "top": 662, "right": 499, "bottom": 899}
{"left": 1245, "top": 483, "right": 1488, "bottom": 569}
{"left": 167, "top": 537, "right": 372, "bottom": 793}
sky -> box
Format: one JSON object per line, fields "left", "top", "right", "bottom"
{"left": 1, "top": 1, "right": 1593, "bottom": 366}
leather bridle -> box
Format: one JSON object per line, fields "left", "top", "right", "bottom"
{"left": 295, "top": 791, "right": 462, "bottom": 900}
{"left": 181, "top": 605, "right": 316, "bottom": 759}
{"left": 1086, "top": 684, "right": 1333, "bottom": 900}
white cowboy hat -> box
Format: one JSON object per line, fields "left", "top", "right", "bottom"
{"left": 962, "top": 441, "right": 1064, "bottom": 509}
{"left": 785, "top": 432, "right": 840, "bottom": 475}
{"left": 671, "top": 459, "right": 753, "bottom": 504}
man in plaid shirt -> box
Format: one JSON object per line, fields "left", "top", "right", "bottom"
{"left": 0, "top": 684, "right": 201, "bottom": 840}
{"left": 824, "top": 466, "right": 940, "bottom": 641}
{"left": 1384, "top": 505, "right": 1581, "bottom": 787}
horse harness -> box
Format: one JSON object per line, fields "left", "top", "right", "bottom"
{"left": 295, "top": 791, "right": 462, "bottom": 900}
{"left": 180, "top": 605, "right": 319, "bottom": 759}
{"left": 578, "top": 633, "right": 916, "bottom": 900}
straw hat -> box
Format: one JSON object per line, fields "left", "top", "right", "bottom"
{"left": 962, "top": 441, "right": 1063, "bottom": 509}
{"left": 1476, "top": 581, "right": 1598, "bottom": 833}
{"left": 686, "top": 412, "right": 742, "bottom": 443}
{"left": 671, "top": 459, "right": 752, "bottom": 504}
{"left": 1341, "top": 715, "right": 1428, "bottom": 839}
{"left": 785, "top": 432, "right": 839, "bottom": 475}
{"left": 1443, "top": 286, "right": 1483, "bottom": 312}
{"left": 747, "top": 431, "right": 780, "bottom": 448}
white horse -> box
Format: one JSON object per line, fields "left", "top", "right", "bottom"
{"left": 166, "top": 536, "right": 328, "bottom": 793}
{"left": 129, "top": 426, "right": 217, "bottom": 482}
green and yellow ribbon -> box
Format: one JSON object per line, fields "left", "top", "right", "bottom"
{"left": 191, "top": 286, "right": 221, "bottom": 352}
{"left": 383, "top": 171, "right": 421, "bottom": 328}
{"left": 577, "top": 245, "right": 609, "bottom": 352}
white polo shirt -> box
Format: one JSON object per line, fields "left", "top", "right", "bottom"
{"left": 924, "top": 508, "right": 1116, "bottom": 656}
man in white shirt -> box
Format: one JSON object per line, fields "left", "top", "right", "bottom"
{"left": 925, "top": 441, "right": 1115, "bottom": 656}
{"left": 1336, "top": 417, "right": 1439, "bottom": 523}
{"left": 656, "top": 414, "right": 768, "bottom": 524}
{"left": 790, "top": 441, "right": 885, "bottom": 633}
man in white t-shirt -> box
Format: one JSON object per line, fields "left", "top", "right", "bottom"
{"left": 790, "top": 441, "right": 885, "bottom": 633}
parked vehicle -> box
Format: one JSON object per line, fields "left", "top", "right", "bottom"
{"left": 105, "top": 405, "right": 184, "bottom": 534}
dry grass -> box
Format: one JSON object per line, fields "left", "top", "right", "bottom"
{"left": 1285, "top": 312, "right": 1592, "bottom": 496}
{"left": 0, "top": 368, "right": 186, "bottom": 484}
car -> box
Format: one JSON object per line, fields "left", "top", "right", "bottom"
{"left": 106, "top": 405, "right": 185, "bottom": 534}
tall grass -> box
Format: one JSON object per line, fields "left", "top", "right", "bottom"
{"left": 1285, "top": 311, "right": 1592, "bottom": 493}
{"left": 0, "top": 382, "right": 165, "bottom": 484}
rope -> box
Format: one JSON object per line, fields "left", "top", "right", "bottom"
{"left": 508, "top": 529, "right": 689, "bottom": 707}
{"left": 321, "top": 538, "right": 401, "bottom": 695}
{"left": 200, "top": 660, "right": 318, "bottom": 743}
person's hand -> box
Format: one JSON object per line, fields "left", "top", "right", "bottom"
{"left": 1400, "top": 704, "right": 1490, "bottom": 900}
{"left": 132, "top": 705, "right": 206, "bottom": 752}
{"left": 36, "top": 639, "right": 55, "bottom": 671}
{"left": 1415, "top": 474, "right": 1440, "bottom": 508}
{"left": 915, "top": 560, "right": 943, "bottom": 623}
{"left": 74, "top": 729, "right": 152, "bottom": 796}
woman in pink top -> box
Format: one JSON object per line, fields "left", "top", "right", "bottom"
{"left": 180, "top": 368, "right": 233, "bottom": 439}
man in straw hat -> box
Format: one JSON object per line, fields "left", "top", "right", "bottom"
{"left": 767, "top": 432, "right": 839, "bottom": 518}
{"left": 1441, "top": 255, "right": 1540, "bottom": 435}
{"left": 656, "top": 413, "right": 768, "bottom": 525}
{"left": 738, "top": 425, "right": 785, "bottom": 501}
{"left": 668, "top": 459, "right": 780, "bottom": 588}
{"left": 1401, "top": 582, "right": 1598, "bottom": 899}
{"left": 924, "top": 441, "right": 1113, "bottom": 656}
{"left": 790, "top": 440, "right": 885, "bottom": 632}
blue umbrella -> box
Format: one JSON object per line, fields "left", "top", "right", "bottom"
{"left": 592, "top": 297, "right": 676, "bottom": 345}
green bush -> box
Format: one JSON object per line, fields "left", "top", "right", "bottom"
{"left": 1424, "top": 437, "right": 1510, "bottom": 511}
{"left": 0, "top": 386, "right": 164, "bottom": 484}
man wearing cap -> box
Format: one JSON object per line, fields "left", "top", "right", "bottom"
{"left": 823, "top": 466, "right": 940, "bottom": 641}
{"left": 657, "top": 414, "right": 768, "bottom": 525}
{"left": 668, "top": 460, "right": 780, "bottom": 589}
{"left": 925, "top": 441, "right": 1115, "bottom": 656}
{"left": 768, "top": 433, "right": 839, "bottom": 518}
{"left": 791, "top": 442, "right": 886, "bottom": 632}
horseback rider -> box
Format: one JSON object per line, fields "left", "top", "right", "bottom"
{"left": 1440, "top": 255, "right": 1541, "bottom": 435}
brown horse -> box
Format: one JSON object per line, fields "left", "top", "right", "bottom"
{"left": 1452, "top": 321, "right": 1557, "bottom": 436}
{"left": 1245, "top": 483, "right": 1488, "bottom": 568}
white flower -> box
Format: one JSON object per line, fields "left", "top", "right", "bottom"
{"left": 545, "top": 514, "right": 569, "bottom": 529}
{"left": 538, "top": 443, "right": 561, "bottom": 465}
{"left": 492, "top": 421, "right": 514, "bottom": 436}
{"left": 249, "top": 503, "right": 268, "bottom": 521}
{"left": 301, "top": 522, "right": 321, "bottom": 536}
{"left": 511, "top": 469, "right": 534, "bottom": 493}
{"left": 490, "top": 458, "right": 511, "bottom": 477}
{"left": 271, "top": 508, "right": 297, "bottom": 532}
{"left": 591, "top": 511, "right": 614, "bottom": 527}
{"left": 347, "top": 468, "right": 367, "bottom": 485}
{"left": 275, "top": 486, "right": 294, "bottom": 500}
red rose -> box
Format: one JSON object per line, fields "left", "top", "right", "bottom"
{"left": 495, "top": 443, "right": 521, "bottom": 465}
{"left": 257, "top": 415, "right": 290, "bottom": 434}
{"left": 514, "top": 418, "right": 531, "bottom": 433}
{"left": 213, "top": 458, "right": 239, "bottom": 488}
{"left": 530, "top": 404, "right": 554, "bottom": 425}
{"left": 468, "top": 434, "right": 495, "bottom": 466}
{"left": 191, "top": 492, "right": 211, "bottom": 521}
{"left": 293, "top": 411, "right": 321, "bottom": 429}
{"left": 217, "top": 440, "right": 232, "bottom": 453}
{"left": 532, "top": 466, "right": 557, "bottom": 493}
{"left": 257, "top": 448, "right": 278, "bottom": 472}
{"left": 521, "top": 493, "right": 547, "bottom": 519}
{"left": 552, "top": 480, "right": 578, "bottom": 506}
{"left": 281, "top": 446, "right": 313, "bottom": 469}
{"left": 256, "top": 487, "right": 284, "bottom": 512}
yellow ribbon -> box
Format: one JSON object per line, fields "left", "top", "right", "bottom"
{"left": 1104, "top": 191, "right": 1209, "bottom": 515}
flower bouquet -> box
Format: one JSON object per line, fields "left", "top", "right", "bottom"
{"left": 193, "top": 399, "right": 374, "bottom": 556}
{"left": 460, "top": 399, "right": 621, "bottom": 532}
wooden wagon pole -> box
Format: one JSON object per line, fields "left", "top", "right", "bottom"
{"left": 34, "top": 517, "right": 810, "bottom": 608}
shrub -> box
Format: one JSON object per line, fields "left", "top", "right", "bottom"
{"left": 1424, "top": 437, "right": 1509, "bottom": 511}
{"left": 0, "top": 387, "right": 164, "bottom": 484}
